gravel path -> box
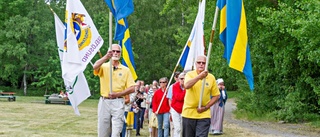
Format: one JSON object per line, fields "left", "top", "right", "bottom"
{"left": 224, "top": 99, "right": 320, "bottom": 137}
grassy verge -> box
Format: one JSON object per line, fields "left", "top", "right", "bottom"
{"left": 229, "top": 91, "right": 320, "bottom": 129}
{"left": 0, "top": 96, "right": 263, "bottom": 137}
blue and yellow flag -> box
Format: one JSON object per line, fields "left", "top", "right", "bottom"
{"left": 104, "top": 0, "right": 134, "bottom": 40}
{"left": 179, "top": 0, "right": 206, "bottom": 71}
{"left": 120, "top": 19, "right": 138, "bottom": 80}
{"left": 217, "top": 0, "right": 254, "bottom": 90}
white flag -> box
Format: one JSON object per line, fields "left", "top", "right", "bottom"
{"left": 179, "top": 0, "right": 206, "bottom": 71}
{"left": 63, "top": 0, "right": 104, "bottom": 85}
{"left": 54, "top": 12, "right": 91, "bottom": 115}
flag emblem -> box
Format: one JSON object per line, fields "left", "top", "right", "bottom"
{"left": 70, "top": 13, "right": 92, "bottom": 50}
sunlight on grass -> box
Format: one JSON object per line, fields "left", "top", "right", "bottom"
{"left": 0, "top": 96, "right": 249, "bottom": 137}
{"left": 0, "top": 96, "right": 98, "bottom": 137}
{"left": 0, "top": 96, "right": 155, "bottom": 137}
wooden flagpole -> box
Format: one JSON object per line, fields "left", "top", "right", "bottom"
{"left": 109, "top": 11, "right": 113, "bottom": 94}
{"left": 198, "top": 6, "right": 219, "bottom": 108}
{"left": 155, "top": 45, "right": 188, "bottom": 114}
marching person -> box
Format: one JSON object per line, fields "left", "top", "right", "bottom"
{"left": 209, "top": 78, "right": 228, "bottom": 135}
{"left": 182, "top": 55, "right": 220, "bottom": 137}
{"left": 167, "top": 71, "right": 180, "bottom": 137}
{"left": 152, "top": 77, "right": 170, "bottom": 137}
{"left": 93, "top": 44, "right": 136, "bottom": 137}
{"left": 148, "top": 85, "right": 158, "bottom": 137}
{"left": 170, "top": 72, "right": 186, "bottom": 137}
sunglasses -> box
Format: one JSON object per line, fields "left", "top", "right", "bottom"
{"left": 159, "top": 81, "right": 167, "bottom": 83}
{"left": 196, "top": 61, "right": 206, "bottom": 65}
{"left": 112, "top": 50, "right": 121, "bottom": 53}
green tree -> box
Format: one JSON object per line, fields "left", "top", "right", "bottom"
{"left": 237, "top": 0, "right": 320, "bottom": 122}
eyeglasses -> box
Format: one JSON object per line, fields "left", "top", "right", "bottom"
{"left": 112, "top": 50, "right": 121, "bottom": 53}
{"left": 196, "top": 61, "right": 206, "bottom": 65}
{"left": 159, "top": 82, "right": 167, "bottom": 83}
{"left": 179, "top": 78, "right": 184, "bottom": 80}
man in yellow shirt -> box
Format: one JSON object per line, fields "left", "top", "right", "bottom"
{"left": 93, "top": 44, "right": 136, "bottom": 137}
{"left": 182, "top": 55, "right": 220, "bottom": 137}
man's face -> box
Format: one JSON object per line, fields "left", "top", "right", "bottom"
{"left": 159, "top": 79, "right": 167, "bottom": 88}
{"left": 196, "top": 56, "right": 206, "bottom": 71}
{"left": 152, "top": 86, "right": 158, "bottom": 91}
{"left": 179, "top": 75, "right": 185, "bottom": 86}
{"left": 174, "top": 76, "right": 179, "bottom": 82}
{"left": 153, "top": 81, "right": 158, "bottom": 86}
{"left": 111, "top": 45, "right": 121, "bottom": 60}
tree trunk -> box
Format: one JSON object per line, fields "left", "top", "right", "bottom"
{"left": 23, "top": 67, "right": 27, "bottom": 96}
{"left": 45, "top": 85, "right": 48, "bottom": 95}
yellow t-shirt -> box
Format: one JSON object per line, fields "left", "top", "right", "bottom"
{"left": 181, "top": 70, "right": 220, "bottom": 119}
{"left": 93, "top": 62, "right": 135, "bottom": 97}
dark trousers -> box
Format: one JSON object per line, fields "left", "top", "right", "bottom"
{"left": 182, "top": 117, "right": 210, "bottom": 137}
{"left": 135, "top": 110, "right": 141, "bottom": 134}
{"left": 140, "top": 107, "right": 146, "bottom": 128}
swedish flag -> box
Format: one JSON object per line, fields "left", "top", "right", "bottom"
{"left": 104, "top": 0, "right": 134, "bottom": 40}
{"left": 217, "top": 0, "right": 254, "bottom": 90}
{"left": 120, "top": 19, "right": 138, "bottom": 80}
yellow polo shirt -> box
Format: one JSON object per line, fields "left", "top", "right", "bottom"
{"left": 94, "top": 62, "right": 135, "bottom": 97}
{"left": 182, "top": 70, "right": 220, "bottom": 119}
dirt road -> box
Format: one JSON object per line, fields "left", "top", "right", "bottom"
{"left": 224, "top": 99, "right": 320, "bottom": 137}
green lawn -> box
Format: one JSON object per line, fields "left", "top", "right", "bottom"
{"left": 0, "top": 95, "right": 257, "bottom": 137}
{"left": 0, "top": 96, "right": 97, "bottom": 137}
{"left": 0, "top": 96, "right": 156, "bottom": 137}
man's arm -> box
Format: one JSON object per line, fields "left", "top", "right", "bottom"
{"left": 124, "top": 94, "right": 130, "bottom": 104}
{"left": 184, "top": 70, "right": 208, "bottom": 89}
{"left": 109, "top": 85, "right": 135, "bottom": 98}
{"left": 167, "top": 85, "right": 173, "bottom": 107}
{"left": 93, "top": 50, "right": 112, "bottom": 71}
{"left": 206, "top": 95, "right": 220, "bottom": 109}
{"left": 197, "top": 94, "right": 220, "bottom": 113}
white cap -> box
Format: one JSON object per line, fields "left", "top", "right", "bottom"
{"left": 216, "top": 78, "right": 224, "bottom": 84}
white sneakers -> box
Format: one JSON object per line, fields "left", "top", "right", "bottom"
{"left": 209, "top": 130, "right": 223, "bottom": 135}
{"left": 213, "top": 130, "right": 223, "bottom": 135}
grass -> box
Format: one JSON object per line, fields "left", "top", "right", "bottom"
{"left": 226, "top": 90, "right": 238, "bottom": 99}
{"left": 0, "top": 96, "right": 156, "bottom": 137}
{"left": 0, "top": 96, "right": 253, "bottom": 137}
{"left": 0, "top": 92, "right": 240, "bottom": 137}
{"left": 0, "top": 96, "right": 97, "bottom": 137}
{"left": 1, "top": 95, "right": 298, "bottom": 137}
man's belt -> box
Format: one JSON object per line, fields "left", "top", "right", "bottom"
{"left": 101, "top": 96, "right": 123, "bottom": 100}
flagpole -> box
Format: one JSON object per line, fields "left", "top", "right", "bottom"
{"left": 198, "top": 6, "right": 219, "bottom": 108}
{"left": 156, "top": 45, "right": 188, "bottom": 114}
{"left": 109, "top": 11, "right": 113, "bottom": 94}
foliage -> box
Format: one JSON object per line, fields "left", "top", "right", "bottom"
{"left": 235, "top": 0, "right": 320, "bottom": 122}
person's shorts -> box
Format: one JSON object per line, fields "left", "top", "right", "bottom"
{"left": 149, "top": 113, "right": 158, "bottom": 128}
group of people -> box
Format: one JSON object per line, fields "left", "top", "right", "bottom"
{"left": 93, "top": 44, "right": 228, "bottom": 137}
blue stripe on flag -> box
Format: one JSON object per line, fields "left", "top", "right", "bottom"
{"left": 104, "top": 0, "right": 134, "bottom": 40}
{"left": 179, "top": 46, "right": 190, "bottom": 68}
